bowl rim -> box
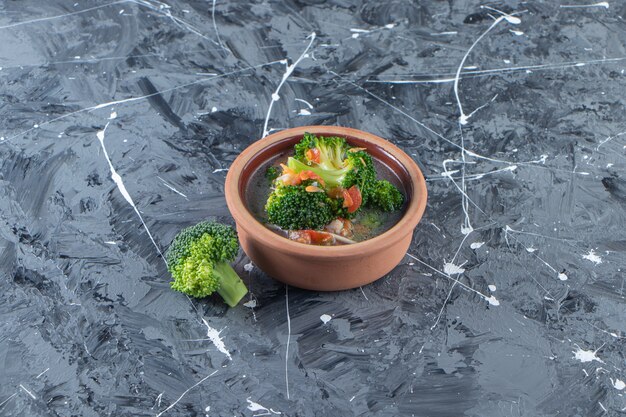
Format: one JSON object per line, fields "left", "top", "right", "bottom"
{"left": 225, "top": 126, "right": 427, "bottom": 259}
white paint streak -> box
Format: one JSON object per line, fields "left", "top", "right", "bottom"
{"left": 157, "top": 176, "right": 188, "bottom": 199}
{"left": 320, "top": 314, "right": 332, "bottom": 324}
{"left": 0, "top": 0, "right": 128, "bottom": 30}
{"left": 470, "top": 241, "right": 485, "bottom": 249}
{"left": 297, "top": 109, "right": 311, "bottom": 116}
{"left": 294, "top": 98, "right": 314, "bottom": 109}
{"left": 200, "top": 318, "right": 231, "bottom": 360}
{"left": 243, "top": 299, "right": 257, "bottom": 308}
{"left": 154, "top": 370, "right": 218, "bottom": 417}
{"left": 284, "top": 285, "right": 292, "bottom": 399}
{"left": 262, "top": 33, "right": 316, "bottom": 138}
{"left": 97, "top": 123, "right": 167, "bottom": 265}
{"left": 19, "top": 385, "right": 36, "bottom": 399}
{"left": 582, "top": 249, "right": 602, "bottom": 265}
{"left": 453, "top": 12, "right": 519, "bottom": 125}
{"left": 35, "top": 368, "right": 49, "bottom": 379}
{"left": 211, "top": 0, "right": 227, "bottom": 52}
{"left": 560, "top": 2, "right": 609, "bottom": 9}
{"left": 0, "top": 393, "right": 17, "bottom": 408}
{"left": 2, "top": 61, "right": 284, "bottom": 145}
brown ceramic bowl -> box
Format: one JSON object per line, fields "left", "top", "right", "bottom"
{"left": 225, "top": 126, "right": 427, "bottom": 291}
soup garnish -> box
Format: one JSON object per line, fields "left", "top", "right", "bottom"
{"left": 259, "top": 133, "right": 405, "bottom": 245}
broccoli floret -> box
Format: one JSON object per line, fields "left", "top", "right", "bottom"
{"left": 370, "top": 180, "right": 404, "bottom": 211}
{"left": 165, "top": 221, "right": 248, "bottom": 307}
{"left": 265, "top": 184, "right": 336, "bottom": 230}
{"left": 342, "top": 150, "right": 376, "bottom": 204}
{"left": 289, "top": 134, "right": 376, "bottom": 199}
{"left": 265, "top": 165, "right": 280, "bottom": 182}
{"left": 294, "top": 133, "right": 347, "bottom": 170}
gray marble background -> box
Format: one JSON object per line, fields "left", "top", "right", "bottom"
{"left": 0, "top": 0, "right": 625, "bottom": 416}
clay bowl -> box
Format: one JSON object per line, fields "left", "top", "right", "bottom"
{"left": 225, "top": 126, "right": 427, "bottom": 291}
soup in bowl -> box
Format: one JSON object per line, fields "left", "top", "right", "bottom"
{"left": 225, "top": 126, "right": 427, "bottom": 291}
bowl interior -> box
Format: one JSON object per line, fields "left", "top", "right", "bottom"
{"left": 237, "top": 133, "right": 415, "bottom": 213}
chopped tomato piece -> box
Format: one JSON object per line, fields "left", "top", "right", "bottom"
{"left": 297, "top": 170, "right": 325, "bottom": 186}
{"left": 288, "top": 230, "right": 334, "bottom": 245}
{"left": 308, "top": 230, "right": 335, "bottom": 245}
{"left": 345, "top": 185, "right": 362, "bottom": 213}
{"left": 305, "top": 148, "right": 321, "bottom": 164}
{"left": 342, "top": 189, "right": 353, "bottom": 208}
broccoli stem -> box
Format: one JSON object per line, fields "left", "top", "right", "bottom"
{"left": 213, "top": 262, "right": 249, "bottom": 307}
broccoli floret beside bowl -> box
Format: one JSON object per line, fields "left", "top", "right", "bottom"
{"left": 165, "top": 221, "right": 248, "bottom": 307}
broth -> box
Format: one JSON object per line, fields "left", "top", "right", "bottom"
{"left": 245, "top": 151, "right": 407, "bottom": 244}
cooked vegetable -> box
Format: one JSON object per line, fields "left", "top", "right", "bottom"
{"left": 265, "top": 183, "right": 337, "bottom": 230}
{"left": 262, "top": 133, "right": 405, "bottom": 245}
{"left": 370, "top": 179, "right": 404, "bottom": 212}
{"left": 265, "top": 165, "right": 280, "bottom": 182}
{"left": 165, "top": 221, "right": 248, "bottom": 307}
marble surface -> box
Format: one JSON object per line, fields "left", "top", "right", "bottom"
{"left": 1, "top": 1, "right": 625, "bottom": 416}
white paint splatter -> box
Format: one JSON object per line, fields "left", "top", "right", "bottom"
{"left": 488, "top": 285, "right": 497, "bottom": 292}
{"left": 96, "top": 123, "right": 167, "bottom": 265}
{"left": 572, "top": 347, "right": 604, "bottom": 363}
{"left": 558, "top": 272, "right": 568, "bottom": 281}
{"left": 297, "top": 109, "right": 311, "bottom": 116}
{"left": 611, "top": 378, "right": 625, "bottom": 390}
{"left": 243, "top": 300, "right": 257, "bottom": 308}
{"left": 443, "top": 262, "right": 465, "bottom": 275}
{"left": 470, "top": 241, "right": 484, "bottom": 249}
{"left": 486, "top": 296, "right": 500, "bottom": 306}
{"left": 246, "top": 398, "right": 281, "bottom": 415}
{"left": 509, "top": 29, "right": 524, "bottom": 36}
{"left": 526, "top": 247, "right": 537, "bottom": 253}
{"left": 211, "top": 106, "right": 217, "bottom": 112}
{"left": 320, "top": 314, "right": 332, "bottom": 324}
{"left": 582, "top": 250, "right": 602, "bottom": 265}
{"left": 109, "top": 111, "right": 117, "bottom": 119}
{"left": 244, "top": 262, "right": 254, "bottom": 272}
{"left": 262, "top": 33, "right": 316, "bottom": 138}
{"left": 201, "top": 318, "right": 231, "bottom": 360}
{"left": 560, "top": 2, "right": 609, "bottom": 9}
